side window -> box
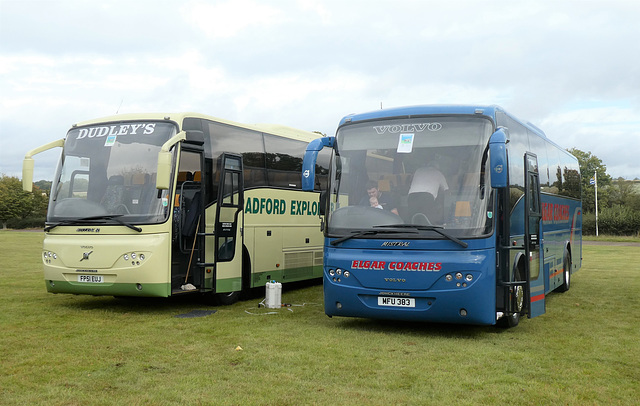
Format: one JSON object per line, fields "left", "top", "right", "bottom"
{"left": 526, "top": 154, "right": 540, "bottom": 215}
{"left": 529, "top": 173, "right": 540, "bottom": 213}
{"left": 547, "top": 144, "right": 563, "bottom": 194}
{"left": 528, "top": 131, "right": 549, "bottom": 192}
{"left": 221, "top": 156, "right": 242, "bottom": 206}
{"left": 206, "top": 122, "right": 266, "bottom": 199}
{"left": 561, "top": 152, "right": 581, "bottom": 199}
{"left": 504, "top": 117, "right": 530, "bottom": 210}
{"left": 177, "top": 150, "right": 202, "bottom": 182}
{"left": 264, "top": 134, "right": 304, "bottom": 188}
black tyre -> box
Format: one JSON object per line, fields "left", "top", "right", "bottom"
{"left": 215, "top": 290, "right": 240, "bottom": 305}
{"left": 557, "top": 251, "right": 571, "bottom": 292}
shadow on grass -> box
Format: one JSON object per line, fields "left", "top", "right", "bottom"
{"left": 48, "top": 279, "right": 323, "bottom": 316}
{"left": 333, "top": 317, "right": 502, "bottom": 338}
{"left": 281, "top": 278, "right": 323, "bottom": 291}
{"left": 53, "top": 293, "right": 218, "bottom": 315}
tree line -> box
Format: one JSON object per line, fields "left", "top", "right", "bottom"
{"left": 568, "top": 149, "right": 640, "bottom": 236}
{"left": 2, "top": 147, "right": 639, "bottom": 235}
{"left": 0, "top": 176, "right": 50, "bottom": 229}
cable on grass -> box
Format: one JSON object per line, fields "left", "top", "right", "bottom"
{"left": 245, "top": 301, "right": 320, "bottom": 315}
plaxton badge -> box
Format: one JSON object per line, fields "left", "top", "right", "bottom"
{"left": 76, "top": 228, "right": 100, "bottom": 233}
{"left": 379, "top": 291, "right": 411, "bottom": 297}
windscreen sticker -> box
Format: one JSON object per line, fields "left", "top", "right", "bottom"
{"left": 397, "top": 133, "right": 414, "bottom": 153}
{"left": 104, "top": 135, "right": 116, "bottom": 146}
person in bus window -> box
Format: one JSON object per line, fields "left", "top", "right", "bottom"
{"left": 407, "top": 166, "right": 449, "bottom": 224}
{"left": 369, "top": 195, "right": 383, "bottom": 209}
{"left": 360, "top": 181, "right": 398, "bottom": 214}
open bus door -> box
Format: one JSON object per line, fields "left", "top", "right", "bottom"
{"left": 524, "top": 152, "right": 545, "bottom": 318}
{"left": 171, "top": 146, "right": 206, "bottom": 294}
{"left": 213, "top": 153, "right": 244, "bottom": 303}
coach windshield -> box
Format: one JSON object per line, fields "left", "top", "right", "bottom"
{"left": 47, "top": 121, "right": 176, "bottom": 224}
{"left": 328, "top": 116, "right": 494, "bottom": 239}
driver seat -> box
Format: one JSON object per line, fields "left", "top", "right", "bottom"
{"left": 407, "top": 168, "right": 446, "bottom": 225}
{"left": 100, "top": 175, "right": 125, "bottom": 214}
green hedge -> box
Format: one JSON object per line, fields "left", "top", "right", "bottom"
{"left": 582, "top": 206, "right": 640, "bottom": 236}
{"left": 6, "top": 217, "right": 45, "bottom": 229}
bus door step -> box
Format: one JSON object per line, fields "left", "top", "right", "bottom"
{"left": 171, "top": 287, "right": 200, "bottom": 295}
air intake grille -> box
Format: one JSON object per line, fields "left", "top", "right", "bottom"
{"left": 284, "top": 252, "right": 313, "bottom": 268}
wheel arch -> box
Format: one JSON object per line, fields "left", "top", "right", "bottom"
{"left": 564, "top": 241, "right": 573, "bottom": 270}
{"left": 242, "top": 244, "right": 252, "bottom": 290}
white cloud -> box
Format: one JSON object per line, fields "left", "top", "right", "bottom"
{"left": 1, "top": 0, "right": 640, "bottom": 180}
{"left": 297, "top": 0, "right": 332, "bottom": 23}
{"left": 540, "top": 105, "right": 640, "bottom": 178}
{"left": 183, "top": 0, "right": 285, "bottom": 39}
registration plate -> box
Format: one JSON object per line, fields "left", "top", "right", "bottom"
{"left": 378, "top": 296, "right": 415, "bottom": 308}
{"left": 78, "top": 275, "right": 103, "bottom": 283}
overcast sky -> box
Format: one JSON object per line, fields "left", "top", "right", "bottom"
{"left": 1, "top": 0, "right": 639, "bottom": 181}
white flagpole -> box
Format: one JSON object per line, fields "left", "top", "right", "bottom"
{"left": 594, "top": 171, "right": 599, "bottom": 237}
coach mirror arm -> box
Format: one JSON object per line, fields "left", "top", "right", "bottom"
{"left": 156, "top": 131, "right": 187, "bottom": 190}
{"left": 22, "top": 138, "right": 66, "bottom": 192}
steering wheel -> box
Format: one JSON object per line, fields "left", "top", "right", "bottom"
{"left": 411, "top": 213, "right": 432, "bottom": 226}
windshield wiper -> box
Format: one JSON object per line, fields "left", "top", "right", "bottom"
{"left": 44, "top": 215, "right": 108, "bottom": 231}
{"left": 375, "top": 224, "right": 468, "bottom": 248}
{"left": 45, "top": 214, "right": 142, "bottom": 233}
{"left": 101, "top": 215, "right": 143, "bottom": 232}
{"left": 44, "top": 219, "right": 78, "bottom": 231}
{"left": 330, "top": 228, "right": 416, "bottom": 246}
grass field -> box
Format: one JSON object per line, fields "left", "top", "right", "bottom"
{"left": 582, "top": 234, "right": 640, "bottom": 243}
{"left": 1, "top": 231, "right": 638, "bottom": 405}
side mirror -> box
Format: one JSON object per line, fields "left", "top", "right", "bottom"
{"left": 318, "top": 190, "right": 327, "bottom": 216}
{"left": 302, "top": 136, "right": 335, "bottom": 191}
{"left": 22, "top": 158, "right": 35, "bottom": 192}
{"left": 185, "top": 130, "right": 204, "bottom": 146}
{"left": 156, "top": 150, "right": 173, "bottom": 190}
{"left": 489, "top": 128, "right": 508, "bottom": 189}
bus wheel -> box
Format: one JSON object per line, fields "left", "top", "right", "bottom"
{"left": 215, "top": 291, "right": 240, "bottom": 305}
{"left": 557, "top": 251, "right": 571, "bottom": 292}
